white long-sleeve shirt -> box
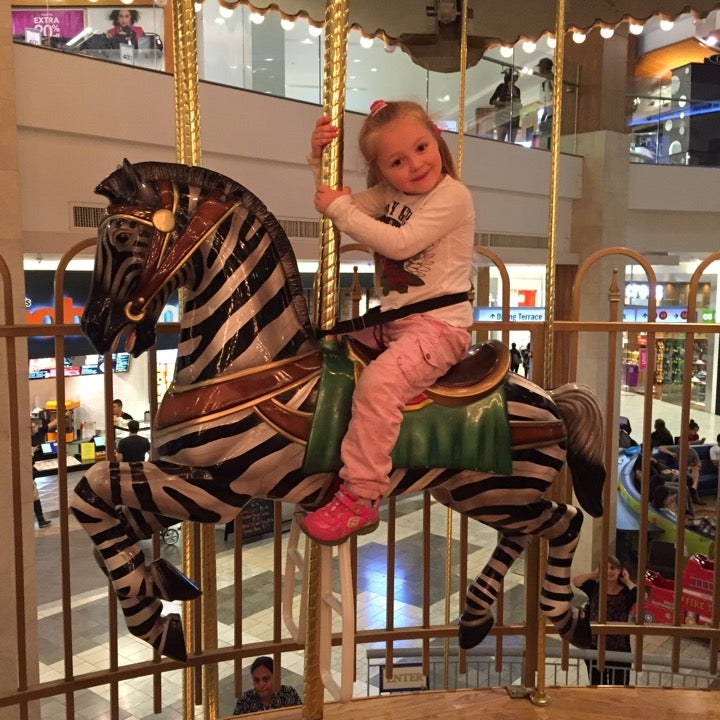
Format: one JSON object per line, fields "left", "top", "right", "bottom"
{"left": 310, "top": 162, "right": 475, "bottom": 328}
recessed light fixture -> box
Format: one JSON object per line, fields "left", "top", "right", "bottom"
{"left": 499, "top": 45, "right": 514, "bottom": 58}
{"left": 280, "top": 18, "right": 295, "bottom": 31}
{"left": 521, "top": 41, "right": 536, "bottom": 53}
{"left": 249, "top": 12, "right": 264, "bottom": 24}
{"left": 629, "top": 22, "right": 644, "bottom": 35}
{"left": 359, "top": 35, "right": 374, "bottom": 49}
{"left": 659, "top": 19, "right": 674, "bottom": 31}
{"left": 572, "top": 31, "right": 586, "bottom": 43}
{"left": 308, "top": 25, "right": 323, "bottom": 37}
{"left": 600, "top": 26, "right": 615, "bottom": 39}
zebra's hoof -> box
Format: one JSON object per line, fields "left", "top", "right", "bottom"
{"left": 160, "top": 613, "right": 188, "bottom": 662}
{"left": 151, "top": 558, "right": 202, "bottom": 601}
{"left": 566, "top": 606, "right": 592, "bottom": 649}
{"left": 458, "top": 614, "right": 494, "bottom": 649}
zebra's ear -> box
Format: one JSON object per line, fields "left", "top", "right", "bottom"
{"left": 94, "top": 159, "right": 161, "bottom": 210}
{"left": 120, "top": 159, "right": 162, "bottom": 209}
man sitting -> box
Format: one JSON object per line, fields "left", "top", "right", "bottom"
{"left": 116, "top": 420, "right": 150, "bottom": 463}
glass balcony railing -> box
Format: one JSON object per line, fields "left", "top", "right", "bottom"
{"left": 628, "top": 83, "right": 720, "bottom": 167}
{"left": 12, "top": 3, "right": 574, "bottom": 151}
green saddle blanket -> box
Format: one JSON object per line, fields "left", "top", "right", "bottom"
{"left": 302, "top": 342, "right": 512, "bottom": 476}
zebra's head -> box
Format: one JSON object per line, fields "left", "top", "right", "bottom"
{"left": 82, "top": 160, "right": 315, "bottom": 359}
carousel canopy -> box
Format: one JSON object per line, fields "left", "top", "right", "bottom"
{"left": 207, "top": 1, "right": 720, "bottom": 71}
{"left": 219, "top": 1, "right": 720, "bottom": 42}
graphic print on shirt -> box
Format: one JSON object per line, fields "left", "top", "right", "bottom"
{"left": 375, "top": 200, "right": 435, "bottom": 296}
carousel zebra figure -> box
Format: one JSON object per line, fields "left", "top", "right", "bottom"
{"left": 71, "top": 160, "right": 604, "bottom": 661}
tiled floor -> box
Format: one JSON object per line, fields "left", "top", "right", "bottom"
{"left": 30, "top": 387, "right": 715, "bottom": 718}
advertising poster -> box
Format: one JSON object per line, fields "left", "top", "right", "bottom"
{"left": 12, "top": 9, "right": 85, "bottom": 39}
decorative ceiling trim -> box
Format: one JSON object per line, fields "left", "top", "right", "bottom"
{"left": 205, "top": 1, "right": 720, "bottom": 43}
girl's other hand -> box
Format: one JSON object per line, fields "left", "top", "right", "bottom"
{"left": 311, "top": 116, "right": 338, "bottom": 158}
{"left": 314, "top": 184, "right": 350, "bottom": 214}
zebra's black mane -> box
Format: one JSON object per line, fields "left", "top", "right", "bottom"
{"left": 96, "top": 160, "right": 315, "bottom": 340}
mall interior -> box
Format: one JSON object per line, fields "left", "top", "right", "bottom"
{"left": 3, "top": 2, "right": 720, "bottom": 719}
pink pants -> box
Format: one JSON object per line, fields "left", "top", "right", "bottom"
{"left": 339, "top": 314, "right": 471, "bottom": 500}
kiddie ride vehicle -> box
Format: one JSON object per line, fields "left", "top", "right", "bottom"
{"left": 643, "top": 553, "right": 714, "bottom": 626}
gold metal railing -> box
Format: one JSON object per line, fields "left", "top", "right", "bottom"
{"left": 2, "top": 246, "right": 720, "bottom": 719}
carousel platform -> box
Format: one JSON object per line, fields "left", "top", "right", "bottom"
{"left": 222, "top": 686, "right": 717, "bottom": 720}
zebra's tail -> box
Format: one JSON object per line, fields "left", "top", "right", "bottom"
{"left": 550, "top": 383, "right": 606, "bottom": 518}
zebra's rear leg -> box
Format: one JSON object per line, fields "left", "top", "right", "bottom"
{"left": 118, "top": 596, "right": 187, "bottom": 662}
{"left": 459, "top": 534, "right": 531, "bottom": 649}
{"left": 72, "top": 471, "right": 200, "bottom": 602}
{"left": 540, "top": 506, "right": 591, "bottom": 649}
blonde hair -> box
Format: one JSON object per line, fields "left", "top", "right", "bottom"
{"left": 357, "top": 101, "right": 458, "bottom": 187}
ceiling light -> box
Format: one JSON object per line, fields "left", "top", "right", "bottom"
{"left": 384, "top": 43, "right": 396, "bottom": 53}
{"left": 629, "top": 22, "right": 644, "bottom": 35}
{"left": 280, "top": 18, "right": 295, "bottom": 31}
{"left": 521, "top": 40, "right": 536, "bottom": 53}
{"left": 499, "top": 45, "right": 514, "bottom": 57}
{"left": 120, "top": 0, "right": 134, "bottom": 4}
{"left": 659, "top": 19, "right": 674, "bottom": 31}
{"left": 546, "top": 35, "right": 556, "bottom": 49}
{"left": 571, "top": 31, "right": 586, "bottom": 44}
{"left": 218, "top": 6, "right": 233, "bottom": 19}
{"left": 249, "top": 12, "right": 264, "bottom": 24}
{"left": 194, "top": 2, "right": 202, "bottom": 11}
{"left": 359, "top": 35, "right": 374, "bottom": 49}
{"left": 600, "top": 26, "right": 615, "bottom": 39}
{"left": 308, "top": 24, "right": 323, "bottom": 37}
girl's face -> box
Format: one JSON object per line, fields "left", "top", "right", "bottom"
{"left": 251, "top": 666, "right": 273, "bottom": 703}
{"left": 117, "top": 10, "right": 132, "bottom": 27}
{"left": 372, "top": 117, "right": 443, "bottom": 195}
{"left": 608, "top": 563, "right": 622, "bottom": 581}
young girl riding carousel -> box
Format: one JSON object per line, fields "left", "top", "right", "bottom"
{"left": 301, "top": 100, "right": 475, "bottom": 545}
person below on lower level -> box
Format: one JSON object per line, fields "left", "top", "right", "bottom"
{"left": 233, "top": 656, "right": 302, "bottom": 714}
{"left": 116, "top": 420, "right": 150, "bottom": 463}
{"left": 572, "top": 556, "right": 637, "bottom": 686}
{"left": 33, "top": 478, "right": 51, "bottom": 529}
{"left": 656, "top": 444, "right": 704, "bottom": 505}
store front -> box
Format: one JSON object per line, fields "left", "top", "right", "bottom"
{"left": 621, "top": 277, "right": 716, "bottom": 413}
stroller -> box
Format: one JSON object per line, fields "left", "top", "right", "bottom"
{"left": 161, "top": 524, "right": 181, "bottom": 545}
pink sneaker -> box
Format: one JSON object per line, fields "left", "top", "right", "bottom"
{"left": 299, "top": 486, "right": 379, "bottom": 545}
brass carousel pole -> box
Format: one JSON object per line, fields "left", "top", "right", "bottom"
{"left": 531, "top": 0, "right": 566, "bottom": 708}
{"left": 171, "top": 2, "right": 219, "bottom": 719}
{"left": 304, "top": 2, "right": 348, "bottom": 719}
{"left": 443, "top": 0, "right": 469, "bottom": 689}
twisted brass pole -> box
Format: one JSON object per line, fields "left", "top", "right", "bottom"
{"left": 542, "top": 0, "right": 565, "bottom": 391}
{"left": 304, "top": 4, "right": 349, "bottom": 719}
{"left": 532, "top": 0, "right": 566, "bottom": 708}
{"left": 314, "top": 0, "right": 348, "bottom": 332}
{"left": 171, "top": 2, "right": 212, "bottom": 718}
{"left": 444, "top": 0, "right": 470, "bottom": 688}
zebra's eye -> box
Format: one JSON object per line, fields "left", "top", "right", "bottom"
{"left": 105, "top": 219, "right": 150, "bottom": 251}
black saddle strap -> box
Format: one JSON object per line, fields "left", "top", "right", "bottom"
{"left": 317, "top": 292, "right": 470, "bottom": 338}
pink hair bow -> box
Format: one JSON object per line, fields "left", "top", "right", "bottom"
{"left": 370, "top": 99, "right": 388, "bottom": 114}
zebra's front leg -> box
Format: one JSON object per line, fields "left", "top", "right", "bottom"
{"left": 459, "top": 533, "right": 532, "bottom": 649}
{"left": 71, "top": 463, "right": 201, "bottom": 602}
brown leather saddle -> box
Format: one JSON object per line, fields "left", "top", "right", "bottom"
{"left": 344, "top": 337, "right": 511, "bottom": 408}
